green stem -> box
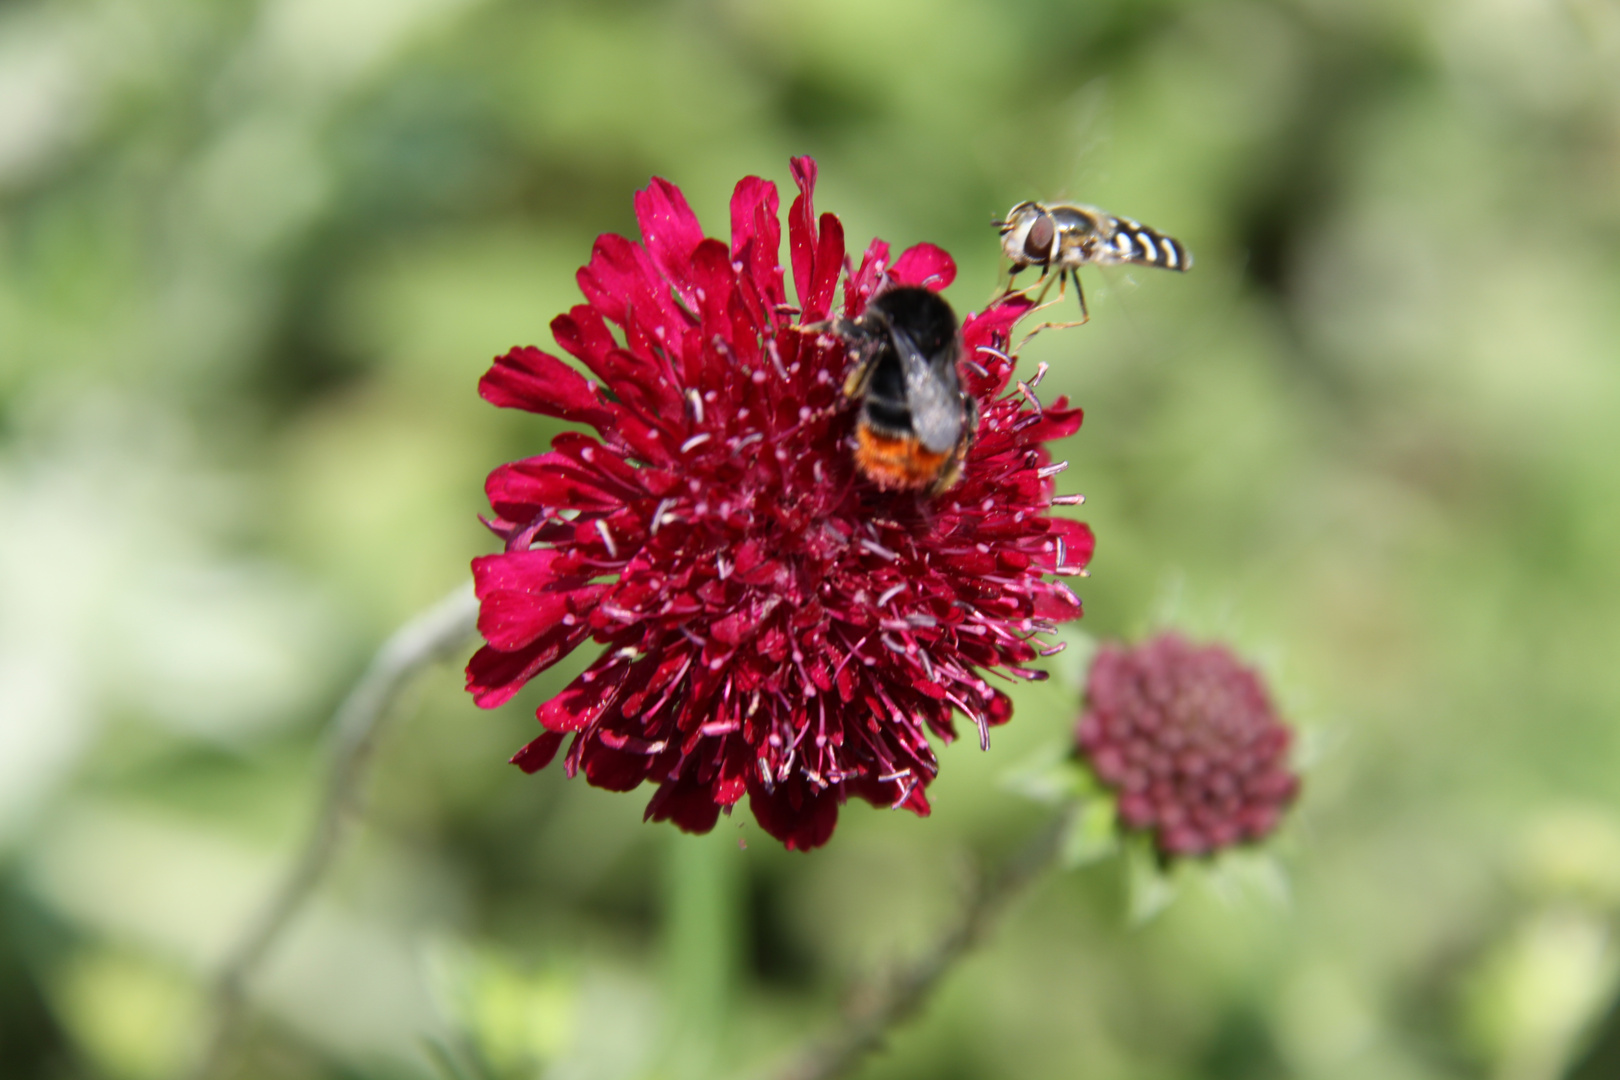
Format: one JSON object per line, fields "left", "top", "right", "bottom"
{"left": 666, "top": 827, "right": 741, "bottom": 1079}
{"left": 182, "top": 583, "right": 480, "bottom": 1080}
{"left": 769, "top": 806, "right": 1076, "bottom": 1080}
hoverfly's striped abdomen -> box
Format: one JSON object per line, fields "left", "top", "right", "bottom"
{"left": 1104, "top": 216, "right": 1192, "bottom": 271}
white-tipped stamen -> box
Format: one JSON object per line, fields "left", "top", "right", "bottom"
{"left": 859, "top": 537, "right": 898, "bottom": 561}
{"left": 595, "top": 520, "right": 618, "bottom": 559}
{"left": 649, "top": 497, "right": 675, "bottom": 535}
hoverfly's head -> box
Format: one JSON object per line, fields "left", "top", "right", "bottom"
{"left": 996, "top": 201, "right": 1058, "bottom": 267}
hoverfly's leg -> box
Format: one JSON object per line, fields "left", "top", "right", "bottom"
{"left": 1013, "top": 272, "right": 1090, "bottom": 351}
{"left": 996, "top": 262, "right": 1046, "bottom": 304}
{"left": 992, "top": 263, "right": 1023, "bottom": 303}
{"left": 1028, "top": 268, "right": 1060, "bottom": 308}
{"left": 1043, "top": 269, "right": 1091, "bottom": 327}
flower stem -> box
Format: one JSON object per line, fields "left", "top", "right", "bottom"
{"left": 769, "top": 805, "right": 1077, "bottom": 1080}
{"left": 183, "top": 583, "right": 480, "bottom": 1080}
{"left": 666, "top": 828, "right": 742, "bottom": 1079}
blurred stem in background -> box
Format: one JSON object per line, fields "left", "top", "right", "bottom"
{"left": 665, "top": 827, "right": 741, "bottom": 1079}
{"left": 184, "top": 585, "right": 479, "bottom": 1080}
{"left": 772, "top": 805, "right": 1078, "bottom": 1080}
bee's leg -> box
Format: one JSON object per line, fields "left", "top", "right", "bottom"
{"left": 841, "top": 350, "right": 879, "bottom": 401}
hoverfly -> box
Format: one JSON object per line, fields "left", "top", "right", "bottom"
{"left": 995, "top": 200, "right": 1191, "bottom": 322}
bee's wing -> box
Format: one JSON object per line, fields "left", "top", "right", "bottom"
{"left": 1098, "top": 214, "right": 1193, "bottom": 271}
{"left": 893, "top": 328, "right": 963, "bottom": 455}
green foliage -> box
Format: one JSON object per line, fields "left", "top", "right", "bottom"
{"left": 3, "top": 0, "right": 1620, "bottom": 1077}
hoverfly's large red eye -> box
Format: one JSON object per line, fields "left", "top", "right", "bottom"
{"left": 1024, "top": 212, "right": 1055, "bottom": 260}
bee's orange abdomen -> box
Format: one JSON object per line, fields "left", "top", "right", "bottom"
{"left": 854, "top": 426, "right": 951, "bottom": 490}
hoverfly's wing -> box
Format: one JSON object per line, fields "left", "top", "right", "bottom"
{"left": 892, "top": 327, "right": 963, "bottom": 455}
{"left": 1096, "top": 213, "right": 1193, "bottom": 271}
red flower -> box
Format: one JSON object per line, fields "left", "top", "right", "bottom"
{"left": 1077, "top": 634, "right": 1300, "bottom": 858}
{"left": 467, "top": 157, "right": 1093, "bottom": 851}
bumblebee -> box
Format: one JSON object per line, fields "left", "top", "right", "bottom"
{"left": 995, "top": 200, "right": 1192, "bottom": 321}
{"left": 813, "top": 286, "right": 975, "bottom": 495}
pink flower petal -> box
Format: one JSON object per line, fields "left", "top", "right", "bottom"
{"left": 465, "top": 623, "right": 590, "bottom": 709}
{"left": 803, "top": 211, "right": 844, "bottom": 321}
{"left": 729, "top": 176, "right": 785, "bottom": 313}
{"left": 479, "top": 346, "right": 612, "bottom": 427}
{"left": 511, "top": 731, "right": 565, "bottom": 774}
{"left": 644, "top": 778, "right": 724, "bottom": 834}
{"left": 748, "top": 775, "right": 840, "bottom": 852}
{"left": 787, "top": 156, "right": 819, "bottom": 316}
{"left": 1024, "top": 404, "right": 1085, "bottom": 444}
{"left": 485, "top": 456, "right": 625, "bottom": 521}
{"left": 890, "top": 242, "right": 956, "bottom": 292}
{"left": 635, "top": 177, "right": 706, "bottom": 289}
{"left": 581, "top": 737, "right": 652, "bottom": 792}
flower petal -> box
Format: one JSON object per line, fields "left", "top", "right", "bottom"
{"left": 472, "top": 548, "right": 597, "bottom": 634}
{"left": 1024, "top": 404, "right": 1085, "bottom": 443}
{"left": 748, "top": 775, "right": 840, "bottom": 851}
{"left": 961, "top": 296, "right": 1034, "bottom": 396}
{"left": 891, "top": 242, "right": 956, "bottom": 292}
{"left": 465, "top": 623, "right": 591, "bottom": 709}
{"left": 644, "top": 778, "right": 723, "bottom": 833}
{"left": 479, "top": 346, "right": 612, "bottom": 427}
{"left": 803, "top": 211, "right": 844, "bottom": 321}
{"left": 844, "top": 238, "right": 891, "bottom": 317}
{"left": 581, "top": 737, "right": 652, "bottom": 792}
{"left": 577, "top": 233, "right": 687, "bottom": 335}
{"left": 730, "top": 176, "right": 785, "bottom": 313}
{"left": 486, "top": 455, "right": 627, "bottom": 521}
{"left": 551, "top": 306, "right": 684, "bottom": 420}
{"left": 1047, "top": 518, "right": 1095, "bottom": 570}
{"left": 635, "top": 177, "right": 706, "bottom": 291}
{"left": 787, "top": 156, "right": 819, "bottom": 317}
{"left": 511, "top": 730, "right": 565, "bottom": 774}
{"left": 1033, "top": 579, "right": 1084, "bottom": 622}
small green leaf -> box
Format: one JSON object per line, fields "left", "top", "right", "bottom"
{"left": 1046, "top": 625, "right": 1099, "bottom": 691}
{"left": 1126, "top": 838, "right": 1180, "bottom": 925}
{"left": 1060, "top": 795, "right": 1120, "bottom": 868}
{"left": 1203, "top": 849, "right": 1293, "bottom": 911}
{"left": 999, "top": 742, "right": 1094, "bottom": 805}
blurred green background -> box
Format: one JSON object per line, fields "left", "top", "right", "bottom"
{"left": 4, "top": 0, "right": 1620, "bottom": 1078}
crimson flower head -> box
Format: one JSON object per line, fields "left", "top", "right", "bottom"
{"left": 1077, "top": 633, "right": 1300, "bottom": 859}
{"left": 467, "top": 157, "right": 1093, "bottom": 851}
